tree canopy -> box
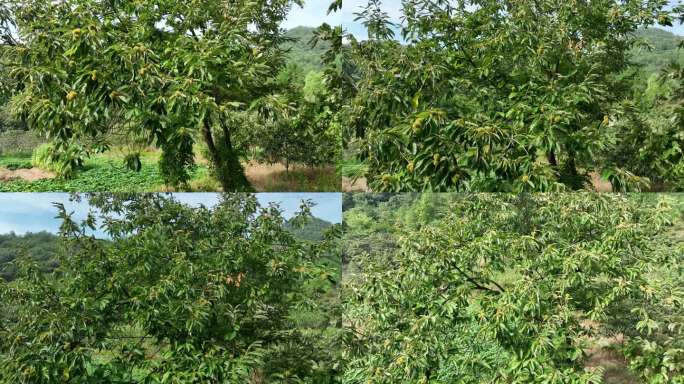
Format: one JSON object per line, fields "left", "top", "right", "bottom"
{"left": 0, "top": 0, "right": 343, "bottom": 189}
{"left": 0, "top": 193, "right": 341, "bottom": 383}
{"left": 343, "top": 193, "right": 684, "bottom": 383}
{"left": 344, "top": 0, "right": 683, "bottom": 192}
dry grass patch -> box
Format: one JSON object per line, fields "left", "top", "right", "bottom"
{"left": 244, "top": 161, "right": 339, "bottom": 192}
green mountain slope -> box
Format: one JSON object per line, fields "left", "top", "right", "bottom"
{"left": 284, "top": 216, "right": 333, "bottom": 242}
{"left": 283, "top": 26, "right": 329, "bottom": 72}
{"left": 0, "top": 231, "right": 60, "bottom": 281}
{"left": 632, "top": 28, "right": 684, "bottom": 73}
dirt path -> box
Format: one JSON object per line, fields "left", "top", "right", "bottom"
{"left": 590, "top": 172, "right": 613, "bottom": 192}
{"left": 585, "top": 343, "right": 639, "bottom": 383}
{"left": 342, "top": 176, "right": 368, "bottom": 192}
{"left": 0, "top": 167, "right": 54, "bottom": 182}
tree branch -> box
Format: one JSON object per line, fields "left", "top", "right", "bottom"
{"left": 453, "top": 265, "right": 503, "bottom": 294}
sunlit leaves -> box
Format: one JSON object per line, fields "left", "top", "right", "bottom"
{"left": 344, "top": 194, "right": 684, "bottom": 383}
{"left": 3, "top": 0, "right": 302, "bottom": 189}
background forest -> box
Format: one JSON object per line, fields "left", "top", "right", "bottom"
{"left": 341, "top": 0, "right": 684, "bottom": 192}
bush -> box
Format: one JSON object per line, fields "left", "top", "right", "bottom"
{"left": 31, "top": 143, "right": 84, "bottom": 179}
{"left": 30, "top": 143, "right": 56, "bottom": 171}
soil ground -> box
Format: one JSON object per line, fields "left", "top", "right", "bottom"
{"left": 585, "top": 334, "right": 640, "bottom": 384}
{"left": 0, "top": 167, "right": 54, "bottom": 181}
{"left": 342, "top": 176, "right": 368, "bottom": 192}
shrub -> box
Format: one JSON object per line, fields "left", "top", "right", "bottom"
{"left": 31, "top": 143, "right": 85, "bottom": 179}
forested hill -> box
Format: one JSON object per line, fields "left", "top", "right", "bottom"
{"left": 283, "top": 26, "right": 329, "bottom": 72}
{"left": 284, "top": 216, "right": 333, "bottom": 242}
{"left": 0, "top": 231, "right": 59, "bottom": 281}
{"left": 632, "top": 27, "right": 684, "bottom": 73}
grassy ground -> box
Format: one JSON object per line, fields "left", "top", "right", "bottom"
{"left": 0, "top": 151, "right": 339, "bottom": 192}
{"left": 0, "top": 152, "right": 172, "bottom": 192}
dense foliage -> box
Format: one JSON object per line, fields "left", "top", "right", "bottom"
{"left": 252, "top": 21, "right": 343, "bottom": 174}
{"left": 344, "top": 0, "right": 684, "bottom": 192}
{"left": 343, "top": 193, "right": 684, "bottom": 383}
{"left": 0, "top": 194, "right": 341, "bottom": 383}
{"left": 254, "top": 63, "right": 340, "bottom": 172}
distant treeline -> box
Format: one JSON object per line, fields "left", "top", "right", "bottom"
{"left": 283, "top": 26, "right": 331, "bottom": 73}
{"left": 0, "top": 231, "right": 60, "bottom": 281}
{"left": 0, "top": 217, "right": 333, "bottom": 281}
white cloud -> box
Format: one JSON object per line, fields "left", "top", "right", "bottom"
{"left": 283, "top": 0, "right": 344, "bottom": 29}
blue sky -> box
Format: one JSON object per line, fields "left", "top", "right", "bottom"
{"left": 0, "top": 193, "right": 341, "bottom": 236}
{"left": 337, "top": 0, "right": 684, "bottom": 39}
{"left": 283, "top": 0, "right": 345, "bottom": 30}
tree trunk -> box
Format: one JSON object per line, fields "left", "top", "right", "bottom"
{"left": 547, "top": 150, "right": 557, "bottom": 167}
{"left": 202, "top": 118, "right": 218, "bottom": 158}
{"left": 564, "top": 151, "right": 583, "bottom": 190}
{"left": 202, "top": 117, "right": 250, "bottom": 191}
{"left": 220, "top": 119, "right": 233, "bottom": 151}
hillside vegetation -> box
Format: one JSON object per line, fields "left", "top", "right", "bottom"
{"left": 632, "top": 28, "right": 684, "bottom": 73}
{"left": 0, "top": 231, "right": 60, "bottom": 281}
{"left": 284, "top": 26, "right": 332, "bottom": 73}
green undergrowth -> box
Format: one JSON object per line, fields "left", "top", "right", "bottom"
{"left": 0, "top": 155, "right": 33, "bottom": 170}
{"left": 0, "top": 154, "right": 210, "bottom": 192}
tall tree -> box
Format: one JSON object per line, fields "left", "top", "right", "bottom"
{"left": 344, "top": 194, "right": 684, "bottom": 383}
{"left": 0, "top": 193, "right": 340, "bottom": 382}
{"left": 2, "top": 0, "right": 303, "bottom": 190}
